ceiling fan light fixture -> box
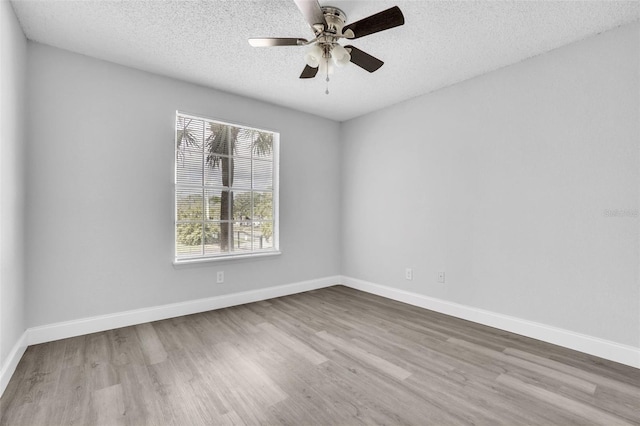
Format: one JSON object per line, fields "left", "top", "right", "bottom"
{"left": 304, "top": 44, "right": 323, "bottom": 68}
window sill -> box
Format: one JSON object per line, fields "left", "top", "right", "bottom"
{"left": 173, "top": 250, "right": 281, "bottom": 267}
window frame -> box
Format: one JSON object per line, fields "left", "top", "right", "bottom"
{"left": 173, "top": 111, "right": 280, "bottom": 264}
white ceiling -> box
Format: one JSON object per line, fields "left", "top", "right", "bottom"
{"left": 11, "top": 0, "right": 640, "bottom": 121}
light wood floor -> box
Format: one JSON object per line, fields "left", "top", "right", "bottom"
{"left": 1, "top": 286, "right": 639, "bottom": 425}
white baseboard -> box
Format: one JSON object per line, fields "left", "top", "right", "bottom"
{"left": 27, "top": 276, "right": 340, "bottom": 346}
{"left": 341, "top": 276, "right": 640, "bottom": 369}
{"left": 0, "top": 331, "right": 28, "bottom": 398}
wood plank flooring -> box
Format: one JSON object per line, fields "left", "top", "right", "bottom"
{"left": 1, "top": 285, "right": 639, "bottom": 425}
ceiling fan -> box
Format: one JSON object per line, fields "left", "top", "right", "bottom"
{"left": 248, "top": 0, "right": 404, "bottom": 84}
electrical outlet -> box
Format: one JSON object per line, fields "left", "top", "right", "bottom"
{"left": 216, "top": 271, "right": 224, "bottom": 284}
{"left": 405, "top": 268, "right": 413, "bottom": 280}
{"left": 437, "top": 272, "right": 445, "bottom": 283}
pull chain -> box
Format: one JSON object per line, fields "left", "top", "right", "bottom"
{"left": 325, "top": 57, "right": 330, "bottom": 95}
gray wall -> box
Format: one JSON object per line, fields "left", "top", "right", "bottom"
{"left": 25, "top": 43, "right": 341, "bottom": 327}
{"left": 341, "top": 23, "right": 639, "bottom": 347}
{"left": 0, "top": 0, "right": 27, "bottom": 366}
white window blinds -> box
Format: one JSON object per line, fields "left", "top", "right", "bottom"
{"left": 175, "top": 112, "right": 279, "bottom": 262}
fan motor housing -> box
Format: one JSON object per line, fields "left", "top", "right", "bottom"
{"left": 320, "top": 6, "right": 347, "bottom": 35}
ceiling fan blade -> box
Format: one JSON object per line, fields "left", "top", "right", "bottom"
{"left": 248, "top": 38, "right": 307, "bottom": 47}
{"left": 293, "top": 0, "right": 327, "bottom": 29}
{"left": 342, "top": 6, "right": 404, "bottom": 39}
{"left": 299, "top": 65, "right": 319, "bottom": 79}
{"left": 345, "top": 46, "right": 384, "bottom": 73}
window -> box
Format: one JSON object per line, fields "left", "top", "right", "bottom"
{"left": 174, "top": 112, "right": 279, "bottom": 262}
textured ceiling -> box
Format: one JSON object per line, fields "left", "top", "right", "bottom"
{"left": 11, "top": 0, "right": 640, "bottom": 121}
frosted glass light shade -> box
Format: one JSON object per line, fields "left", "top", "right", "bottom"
{"left": 304, "top": 44, "right": 323, "bottom": 68}
{"left": 318, "top": 57, "right": 334, "bottom": 76}
{"left": 332, "top": 44, "right": 351, "bottom": 67}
